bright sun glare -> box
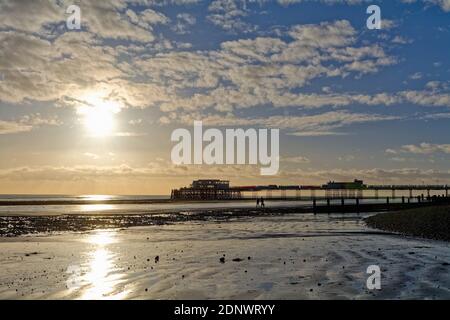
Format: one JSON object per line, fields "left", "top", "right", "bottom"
{"left": 84, "top": 107, "right": 115, "bottom": 137}
{"left": 78, "top": 95, "right": 121, "bottom": 137}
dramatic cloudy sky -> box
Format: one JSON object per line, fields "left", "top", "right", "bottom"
{"left": 1, "top": 0, "right": 450, "bottom": 194}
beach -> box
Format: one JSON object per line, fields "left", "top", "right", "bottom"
{"left": 366, "top": 206, "right": 450, "bottom": 242}
{"left": 1, "top": 211, "right": 449, "bottom": 300}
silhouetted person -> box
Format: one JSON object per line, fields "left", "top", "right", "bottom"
{"left": 260, "top": 197, "right": 265, "bottom": 208}
{"left": 256, "top": 198, "right": 260, "bottom": 208}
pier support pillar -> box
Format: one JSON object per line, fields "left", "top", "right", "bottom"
{"left": 358, "top": 190, "right": 363, "bottom": 199}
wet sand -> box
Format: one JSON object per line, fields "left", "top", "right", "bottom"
{"left": 0, "top": 213, "right": 449, "bottom": 300}
{"left": 0, "top": 202, "right": 440, "bottom": 237}
{"left": 366, "top": 206, "right": 450, "bottom": 241}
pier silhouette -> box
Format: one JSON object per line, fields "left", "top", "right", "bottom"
{"left": 171, "top": 179, "right": 450, "bottom": 213}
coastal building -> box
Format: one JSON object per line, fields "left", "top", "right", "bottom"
{"left": 323, "top": 179, "right": 366, "bottom": 190}
{"left": 171, "top": 179, "right": 242, "bottom": 200}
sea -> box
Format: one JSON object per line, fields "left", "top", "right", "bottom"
{"left": 0, "top": 191, "right": 434, "bottom": 216}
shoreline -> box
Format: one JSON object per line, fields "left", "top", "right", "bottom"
{"left": 1, "top": 202, "right": 448, "bottom": 238}
{"left": 0, "top": 196, "right": 446, "bottom": 207}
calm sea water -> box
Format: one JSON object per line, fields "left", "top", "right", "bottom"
{"left": 0, "top": 191, "right": 437, "bottom": 216}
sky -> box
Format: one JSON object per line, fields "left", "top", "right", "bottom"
{"left": 0, "top": 0, "right": 450, "bottom": 195}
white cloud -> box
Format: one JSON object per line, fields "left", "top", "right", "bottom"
{"left": 283, "top": 156, "right": 311, "bottom": 163}
{"left": 161, "top": 110, "right": 399, "bottom": 136}
{"left": 400, "top": 143, "right": 450, "bottom": 154}
{"left": 2, "top": 164, "right": 450, "bottom": 185}
{"left": 207, "top": 0, "right": 256, "bottom": 33}
{"left": 0, "top": 114, "right": 61, "bottom": 135}
{"left": 172, "top": 13, "right": 197, "bottom": 34}
{"left": 410, "top": 72, "right": 423, "bottom": 80}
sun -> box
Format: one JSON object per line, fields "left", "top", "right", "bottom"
{"left": 78, "top": 96, "right": 121, "bottom": 137}
{"left": 83, "top": 106, "right": 115, "bottom": 137}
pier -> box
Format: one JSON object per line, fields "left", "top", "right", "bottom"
{"left": 171, "top": 179, "right": 450, "bottom": 201}
{"left": 170, "top": 179, "right": 450, "bottom": 214}
{"left": 171, "top": 180, "right": 242, "bottom": 200}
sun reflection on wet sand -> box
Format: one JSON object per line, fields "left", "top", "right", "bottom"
{"left": 79, "top": 230, "right": 129, "bottom": 300}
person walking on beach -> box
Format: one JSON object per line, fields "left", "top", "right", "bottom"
{"left": 256, "top": 197, "right": 260, "bottom": 208}
{"left": 260, "top": 197, "right": 265, "bottom": 208}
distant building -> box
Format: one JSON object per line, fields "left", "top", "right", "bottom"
{"left": 191, "top": 179, "right": 230, "bottom": 189}
{"left": 171, "top": 179, "right": 242, "bottom": 200}
{"left": 323, "top": 179, "right": 366, "bottom": 190}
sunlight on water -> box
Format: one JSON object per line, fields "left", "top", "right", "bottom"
{"left": 79, "top": 230, "right": 129, "bottom": 300}
{"left": 80, "top": 204, "right": 116, "bottom": 212}
{"left": 82, "top": 195, "right": 114, "bottom": 201}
